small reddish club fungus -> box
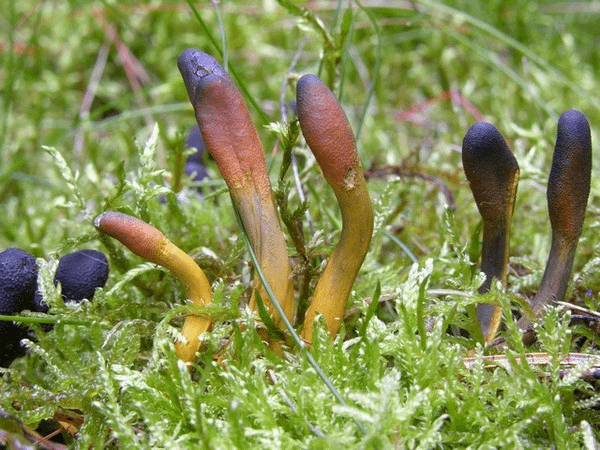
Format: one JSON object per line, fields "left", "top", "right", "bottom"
{"left": 178, "top": 49, "right": 294, "bottom": 327}
{"left": 295, "top": 74, "right": 374, "bottom": 343}
{"left": 94, "top": 211, "right": 213, "bottom": 363}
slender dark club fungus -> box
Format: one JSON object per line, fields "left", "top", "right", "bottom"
{"left": 296, "top": 74, "right": 374, "bottom": 343}
{"left": 462, "top": 122, "right": 519, "bottom": 343}
{"left": 178, "top": 49, "right": 294, "bottom": 327}
{"left": 518, "top": 109, "right": 592, "bottom": 337}
{"left": 94, "top": 211, "right": 213, "bottom": 363}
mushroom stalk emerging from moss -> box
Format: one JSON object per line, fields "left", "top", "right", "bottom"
{"left": 94, "top": 211, "right": 213, "bottom": 362}
{"left": 518, "top": 109, "right": 592, "bottom": 335}
{"left": 462, "top": 122, "right": 519, "bottom": 343}
{"left": 296, "top": 74, "right": 374, "bottom": 343}
{"left": 178, "top": 49, "right": 294, "bottom": 327}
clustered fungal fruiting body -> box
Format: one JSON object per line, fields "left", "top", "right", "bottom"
{"left": 51, "top": 250, "right": 109, "bottom": 306}
{"left": 95, "top": 49, "right": 375, "bottom": 362}
{"left": 93, "top": 211, "right": 213, "bottom": 362}
{"left": 0, "top": 248, "right": 38, "bottom": 316}
{"left": 0, "top": 248, "right": 109, "bottom": 366}
{"left": 176, "top": 49, "right": 374, "bottom": 344}
{"left": 463, "top": 110, "right": 592, "bottom": 344}
{"left": 91, "top": 50, "right": 593, "bottom": 364}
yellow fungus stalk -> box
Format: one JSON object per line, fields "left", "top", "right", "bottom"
{"left": 94, "top": 211, "right": 212, "bottom": 362}
{"left": 296, "top": 74, "right": 374, "bottom": 343}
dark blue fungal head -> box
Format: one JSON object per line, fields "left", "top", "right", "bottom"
{"left": 54, "top": 250, "right": 109, "bottom": 303}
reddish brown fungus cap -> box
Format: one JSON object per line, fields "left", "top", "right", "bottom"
{"left": 296, "top": 74, "right": 360, "bottom": 188}
{"left": 94, "top": 212, "right": 166, "bottom": 263}
{"left": 178, "top": 48, "right": 270, "bottom": 195}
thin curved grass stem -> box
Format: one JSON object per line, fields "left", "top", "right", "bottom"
{"left": 353, "top": 0, "right": 382, "bottom": 142}
{"left": 184, "top": 0, "right": 268, "bottom": 124}
{"left": 211, "top": 0, "right": 228, "bottom": 71}
{"left": 385, "top": 231, "right": 418, "bottom": 264}
{"left": 232, "top": 202, "right": 367, "bottom": 435}
{"left": 279, "top": 37, "right": 314, "bottom": 234}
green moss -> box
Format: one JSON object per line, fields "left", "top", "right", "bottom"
{"left": 1, "top": 0, "right": 599, "bottom": 447}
